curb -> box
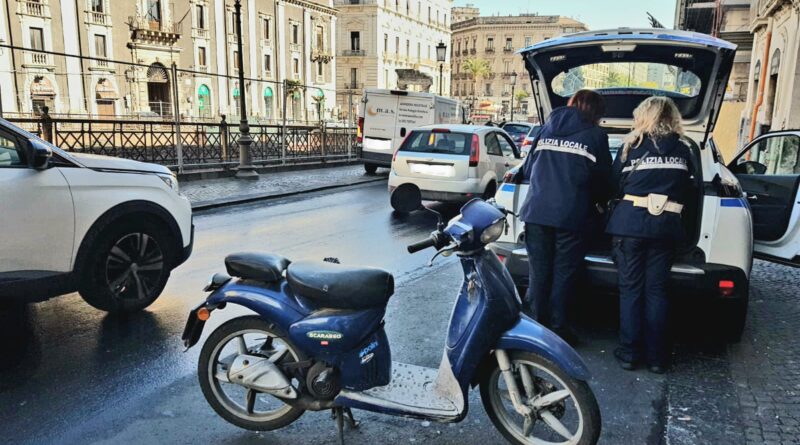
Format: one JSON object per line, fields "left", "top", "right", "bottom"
{"left": 191, "top": 176, "right": 386, "bottom": 211}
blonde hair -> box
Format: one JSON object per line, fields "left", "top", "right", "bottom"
{"left": 621, "top": 96, "right": 684, "bottom": 162}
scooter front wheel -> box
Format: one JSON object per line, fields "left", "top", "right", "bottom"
{"left": 480, "top": 351, "right": 601, "bottom": 445}
{"left": 198, "top": 316, "right": 306, "bottom": 431}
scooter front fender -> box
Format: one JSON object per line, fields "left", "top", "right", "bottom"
{"left": 496, "top": 315, "right": 591, "bottom": 381}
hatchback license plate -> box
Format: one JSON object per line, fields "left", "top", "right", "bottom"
{"left": 409, "top": 163, "right": 453, "bottom": 177}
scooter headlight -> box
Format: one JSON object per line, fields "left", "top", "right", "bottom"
{"left": 480, "top": 218, "right": 505, "bottom": 244}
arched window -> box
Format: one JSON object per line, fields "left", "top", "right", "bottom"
{"left": 146, "top": 63, "right": 170, "bottom": 116}
{"left": 198, "top": 84, "right": 211, "bottom": 118}
{"left": 264, "top": 86, "right": 274, "bottom": 120}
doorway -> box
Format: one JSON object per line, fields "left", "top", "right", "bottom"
{"left": 147, "top": 63, "right": 171, "bottom": 116}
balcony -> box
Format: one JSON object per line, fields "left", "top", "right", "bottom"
{"left": 85, "top": 10, "right": 111, "bottom": 25}
{"left": 128, "top": 15, "right": 182, "bottom": 46}
{"left": 485, "top": 47, "right": 495, "bottom": 54}
{"left": 312, "top": 49, "right": 333, "bottom": 63}
{"left": 260, "top": 38, "right": 272, "bottom": 47}
{"left": 289, "top": 43, "right": 302, "bottom": 52}
{"left": 502, "top": 72, "right": 515, "bottom": 78}
{"left": 90, "top": 58, "right": 113, "bottom": 71}
{"left": 191, "top": 64, "right": 209, "bottom": 73}
{"left": 18, "top": 1, "right": 50, "bottom": 18}
{"left": 24, "top": 51, "right": 53, "bottom": 68}
{"left": 503, "top": 46, "right": 514, "bottom": 53}
{"left": 470, "top": 48, "right": 477, "bottom": 55}
{"left": 192, "top": 27, "right": 210, "bottom": 39}
{"left": 333, "top": 0, "right": 378, "bottom": 5}
{"left": 340, "top": 49, "right": 366, "bottom": 57}
{"left": 501, "top": 91, "right": 511, "bottom": 97}
{"left": 342, "top": 82, "right": 364, "bottom": 90}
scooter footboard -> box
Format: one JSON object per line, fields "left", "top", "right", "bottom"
{"left": 496, "top": 315, "right": 591, "bottom": 381}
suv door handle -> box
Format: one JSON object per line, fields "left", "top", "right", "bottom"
{"left": 746, "top": 195, "right": 757, "bottom": 201}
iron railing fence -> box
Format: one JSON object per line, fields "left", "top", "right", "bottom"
{"left": 7, "top": 115, "right": 357, "bottom": 170}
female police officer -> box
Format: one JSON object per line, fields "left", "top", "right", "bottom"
{"left": 511, "top": 89, "right": 612, "bottom": 344}
{"left": 607, "top": 96, "right": 693, "bottom": 374}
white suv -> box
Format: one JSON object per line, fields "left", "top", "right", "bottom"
{"left": 489, "top": 29, "right": 800, "bottom": 341}
{"left": 0, "top": 118, "right": 193, "bottom": 312}
{"left": 388, "top": 125, "right": 522, "bottom": 209}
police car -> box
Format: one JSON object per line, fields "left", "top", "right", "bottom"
{"left": 490, "top": 29, "right": 800, "bottom": 341}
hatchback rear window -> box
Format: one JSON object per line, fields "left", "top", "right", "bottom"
{"left": 399, "top": 131, "right": 471, "bottom": 155}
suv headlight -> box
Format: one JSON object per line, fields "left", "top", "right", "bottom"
{"left": 157, "top": 173, "right": 179, "bottom": 193}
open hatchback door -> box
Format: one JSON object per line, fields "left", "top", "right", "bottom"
{"left": 729, "top": 131, "right": 800, "bottom": 267}
{"left": 518, "top": 28, "right": 736, "bottom": 141}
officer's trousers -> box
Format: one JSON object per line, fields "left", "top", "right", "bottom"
{"left": 612, "top": 236, "right": 675, "bottom": 366}
{"left": 524, "top": 223, "right": 586, "bottom": 331}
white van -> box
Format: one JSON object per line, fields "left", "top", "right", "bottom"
{"left": 358, "top": 89, "right": 465, "bottom": 174}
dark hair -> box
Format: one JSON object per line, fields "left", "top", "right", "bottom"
{"left": 567, "top": 89, "right": 605, "bottom": 124}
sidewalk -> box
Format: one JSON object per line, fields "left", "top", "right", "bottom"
{"left": 182, "top": 164, "right": 387, "bottom": 210}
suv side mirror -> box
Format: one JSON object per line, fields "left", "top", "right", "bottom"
{"left": 26, "top": 138, "right": 52, "bottom": 170}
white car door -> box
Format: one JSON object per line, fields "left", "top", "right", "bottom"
{"left": 496, "top": 131, "right": 523, "bottom": 175}
{"left": 484, "top": 132, "right": 508, "bottom": 182}
{"left": 0, "top": 128, "right": 75, "bottom": 281}
{"left": 729, "top": 131, "right": 800, "bottom": 267}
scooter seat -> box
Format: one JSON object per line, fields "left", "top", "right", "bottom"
{"left": 286, "top": 261, "right": 394, "bottom": 310}
{"left": 225, "top": 252, "right": 290, "bottom": 282}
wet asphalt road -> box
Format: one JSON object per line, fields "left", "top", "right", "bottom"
{"left": 1, "top": 180, "right": 788, "bottom": 444}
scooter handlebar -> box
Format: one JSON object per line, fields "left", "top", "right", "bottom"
{"left": 407, "top": 236, "right": 437, "bottom": 254}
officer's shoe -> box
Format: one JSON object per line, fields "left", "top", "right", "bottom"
{"left": 613, "top": 347, "right": 637, "bottom": 371}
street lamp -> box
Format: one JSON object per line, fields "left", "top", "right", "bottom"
{"left": 509, "top": 71, "right": 518, "bottom": 122}
{"left": 436, "top": 41, "right": 447, "bottom": 96}
{"left": 234, "top": 0, "right": 258, "bottom": 179}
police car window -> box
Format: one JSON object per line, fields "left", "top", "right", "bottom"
{"left": 0, "top": 132, "right": 22, "bottom": 167}
{"left": 496, "top": 133, "right": 516, "bottom": 156}
{"left": 742, "top": 135, "right": 800, "bottom": 175}
{"left": 485, "top": 133, "right": 502, "bottom": 156}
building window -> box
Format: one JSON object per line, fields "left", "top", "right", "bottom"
{"left": 417, "top": 42, "right": 420, "bottom": 61}
{"left": 195, "top": 4, "right": 205, "bottom": 29}
{"left": 316, "top": 26, "right": 324, "bottom": 51}
{"left": 29, "top": 27, "right": 44, "bottom": 51}
{"left": 487, "top": 37, "right": 494, "bottom": 49}
{"left": 197, "top": 46, "right": 207, "bottom": 67}
{"left": 384, "top": 34, "right": 388, "bottom": 53}
{"left": 91, "top": 0, "right": 104, "bottom": 13}
{"left": 317, "top": 61, "right": 323, "bottom": 77}
{"left": 485, "top": 83, "right": 491, "bottom": 95}
{"left": 428, "top": 6, "right": 431, "bottom": 23}
{"left": 350, "top": 67, "right": 358, "bottom": 88}
{"left": 524, "top": 36, "right": 532, "bottom": 47}
{"left": 292, "top": 24, "right": 299, "bottom": 44}
{"left": 233, "top": 50, "right": 240, "bottom": 71}
{"left": 94, "top": 34, "right": 107, "bottom": 58}
{"left": 505, "top": 37, "right": 512, "bottom": 50}
{"left": 198, "top": 84, "right": 211, "bottom": 117}
{"left": 264, "top": 53, "right": 271, "bottom": 73}
{"left": 293, "top": 58, "right": 300, "bottom": 78}
{"left": 406, "top": 40, "right": 409, "bottom": 56}
{"left": 350, "top": 31, "right": 360, "bottom": 51}
{"left": 146, "top": 0, "right": 161, "bottom": 22}
{"left": 262, "top": 17, "right": 270, "bottom": 40}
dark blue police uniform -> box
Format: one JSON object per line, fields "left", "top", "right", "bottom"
{"left": 514, "top": 106, "right": 612, "bottom": 335}
{"left": 606, "top": 133, "right": 693, "bottom": 368}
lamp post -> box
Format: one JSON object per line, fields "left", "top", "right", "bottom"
{"left": 509, "top": 71, "right": 517, "bottom": 122}
{"left": 436, "top": 41, "right": 447, "bottom": 96}
{"left": 234, "top": 0, "right": 258, "bottom": 179}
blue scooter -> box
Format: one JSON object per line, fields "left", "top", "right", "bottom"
{"left": 182, "top": 191, "right": 600, "bottom": 445}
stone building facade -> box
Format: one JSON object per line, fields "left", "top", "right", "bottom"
{"left": 333, "top": 0, "right": 452, "bottom": 121}
{"left": 740, "top": 0, "right": 800, "bottom": 145}
{"left": 450, "top": 12, "right": 586, "bottom": 122}
{"left": 0, "top": 0, "right": 338, "bottom": 122}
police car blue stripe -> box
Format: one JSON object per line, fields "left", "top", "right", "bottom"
{"left": 501, "top": 183, "right": 516, "bottom": 192}
{"left": 720, "top": 198, "right": 746, "bottom": 208}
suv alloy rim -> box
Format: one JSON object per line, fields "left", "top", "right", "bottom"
{"left": 105, "top": 233, "right": 165, "bottom": 301}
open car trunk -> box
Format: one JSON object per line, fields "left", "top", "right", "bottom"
{"left": 518, "top": 29, "right": 736, "bottom": 142}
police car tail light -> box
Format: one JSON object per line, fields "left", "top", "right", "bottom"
{"left": 469, "top": 134, "right": 480, "bottom": 167}
{"left": 719, "top": 280, "right": 735, "bottom": 297}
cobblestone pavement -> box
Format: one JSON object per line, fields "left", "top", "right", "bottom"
{"left": 180, "top": 164, "right": 387, "bottom": 208}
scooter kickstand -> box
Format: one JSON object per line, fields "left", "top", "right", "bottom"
{"left": 344, "top": 407, "right": 359, "bottom": 429}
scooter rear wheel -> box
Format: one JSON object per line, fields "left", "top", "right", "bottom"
{"left": 480, "top": 351, "right": 601, "bottom": 445}
{"left": 198, "top": 316, "right": 306, "bottom": 431}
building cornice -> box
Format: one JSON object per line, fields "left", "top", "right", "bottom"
{"left": 283, "top": 0, "right": 337, "bottom": 16}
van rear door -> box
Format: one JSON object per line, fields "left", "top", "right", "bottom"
{"left": 393, "top": 129, "right": 471, "bottom": 182}
{"left": 396, "top": 94, "right": 435, "bottom": 150}
{"left": 729, "top": 131, "right": 800, "bottom": 267}
{"left": 362, "top": 92, "right": 400, "bottom": 160}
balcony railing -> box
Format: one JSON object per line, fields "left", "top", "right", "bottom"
{"left": 192, "top": 28, "right": 210, "bottom": 39}
{"left": 18, "top": 1, "right": 50, "bottom": 17}
{"left": 340, "top": 49, "right": 366, "bottom": 57}
{"left": 93, "top": 58, "right": 110, "bottom": 69}
{"left": 470, "top": 48, "right": 477, "bottom": 55}
{"left": 25, "top": 51, "right": 53, "bottom": 66}
{"left": 333, "top": 0, "right": 378, "bottom": 5}
{"left": 260, "top": 38, "right": 272, "bottom": 47}
{"left": 86, "top": 10, "right": 111, "bottom": 25}
{"left": 128, "top": 16, "right": 182, "bottom": 35}
{"left": 485, "top": 47, "right": 495, "bottom": 54}
{"left": 289, "top": 43, "right": 302, "bottom": 52}
{"left": 503, "top": 46, "right": 514, "bottom": 53}
{"left": 342, "top": 82, "right": 363, "bottom": 90}
{"left": 191, "top": 64, "right": 209, "bottom": 73}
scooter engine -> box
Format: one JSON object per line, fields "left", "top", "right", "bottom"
{"left": 306, "top": 362, "right": 340, "bottom": 400}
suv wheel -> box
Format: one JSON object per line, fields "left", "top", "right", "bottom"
{"left": 79, "top": 221, "right": 173, "bottom": 313}
{"left": 719, "top": 288, "right": 749, "bottom": 342}
{"left": 364, "top": 163, "right": 378, "bottom": 175}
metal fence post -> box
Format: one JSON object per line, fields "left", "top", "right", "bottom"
{"left": 220, "top": 114, "right": 229, "bottom": 161}
{"left": 282, "top": 79, "right": 288, "bottom": 165}
{"left": 321, "top": 122, "right": 327, "bottom": 162}
{"left": 170, "top": 63, "right": 184, "bottom": 173}
{"left": 41, "top": 106, "right": 53, "bottom": 143}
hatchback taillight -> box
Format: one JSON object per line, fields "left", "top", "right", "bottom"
{"left": 469, "top": 134, "right": 480, "bottom": 167}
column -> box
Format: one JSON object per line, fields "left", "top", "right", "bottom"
{"left": 0, "top": 2, "right": 17, "bottom": 113}
{"left": 60, "top": 0, "right": 86, "bottom": 114}
{"left": 248, "top": 0, "right": 259, "bottom": 116}
{"left": 215, "top": 0, "right": 228, "bottom": 115}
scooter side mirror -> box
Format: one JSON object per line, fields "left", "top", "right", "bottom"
{"left": 390, "top": 183, "right": 422, "bottom": 214}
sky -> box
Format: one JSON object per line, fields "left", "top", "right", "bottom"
{"left": 452, "top": 0, "right": 678, "bottom": 30}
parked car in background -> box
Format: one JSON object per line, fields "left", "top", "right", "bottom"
{"left": 488, "top": 28, "right": 782, "bottom": 341}
{"left": 500, "top": 121, "right": 541, "bottom": 154}
{"left": 388, "top": 124, "right": 522, "bottom": 209}
{"left": 358, "top": 89, "right": 465, "bottom": 174}
{"left": 0, "top": 118, "right": 193, "bottom": 313}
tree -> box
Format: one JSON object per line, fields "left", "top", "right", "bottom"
{"left": 462, "top": 58, "right": 491, "bottom": 117}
